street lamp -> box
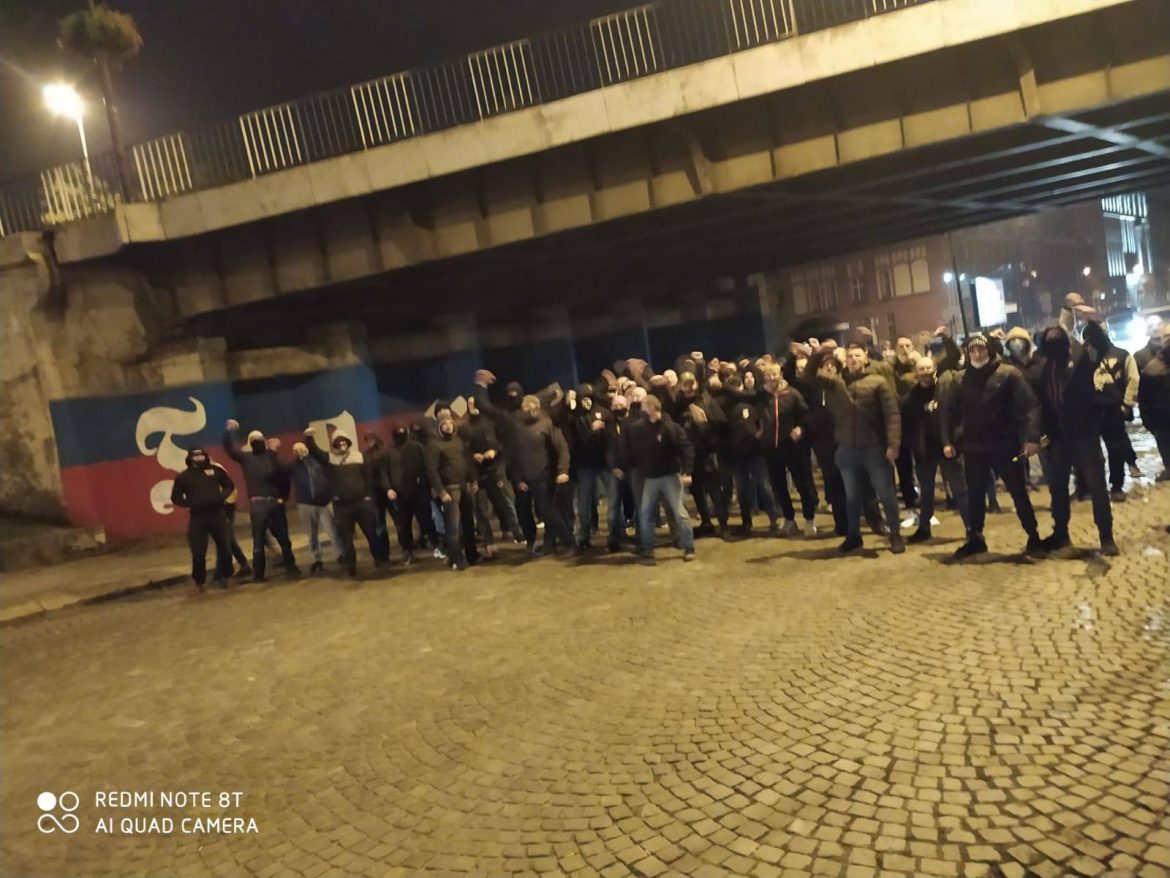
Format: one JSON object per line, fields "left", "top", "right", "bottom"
{"left": 1082, "top": 266, "right": 1092, "bottom": 277}
{"left": 43, "top": 83, "right": 93, "bottom": 192}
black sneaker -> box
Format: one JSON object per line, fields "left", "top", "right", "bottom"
{"left": 211, "top": 576, "right": 229, "bottom": 589}
{"left": 402, "top": 551, "right": 415, "bottom": 566}
{"left": 951, "top": 539, "right": 987, "bottom": 560}
{"left": 1026, "top": 535, "right": 1050, "bottom": 558}
{"left": 606, "top": 541, "right": 620, "bottom": 554}
{"left": 907, "top": 527, "right": 932, "bottom": 544}
{"left": 310, "top": 561, "right": 324, "bottom": 575}
{"left": 683, "top": 550, "right": 696, "bottom": 562}
{"left": 286, "top": 565, "right": 302, "bottom": 578}
{"left": 889, "top": 535, "right": 906, "bottom": 555}
{"left": 236, "top": 565, "right": 253, "bottom": 578}
{"left": 836, "top": 537, "right": 864, "bottom": 555}
{"left": 1041, "top": 533, "right": 1070, "bottom": 554}
{"left": 1109, "top": 489, "right": 1127, "bottom": 503}
{"left": 1100, "top": 539, "right": 1120, "bottom": 557}
{"left": 693, "top": 523, "right": 715, "bottom": 538}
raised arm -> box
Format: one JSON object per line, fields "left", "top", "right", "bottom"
{"left": 302, "top": 431, "right": 331, "bottom": 465}
{"left": 221, "top": 420, "right": 244, "bottom": 463}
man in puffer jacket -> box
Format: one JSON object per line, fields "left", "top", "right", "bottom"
{"left": 290, "top": 441, "right": 343, "bottom": 574}
{"left": 820, "top": 344, "right": 904, "bottom": 555}
{"left": 426, "top": 412, "right": 480, "bottom": 571}
{"left": 303, "top": 427, "right": 390, "bottom": 578}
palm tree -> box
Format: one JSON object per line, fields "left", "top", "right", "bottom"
{"left": 58, "top": 0, "right": 142, "bottom": 198}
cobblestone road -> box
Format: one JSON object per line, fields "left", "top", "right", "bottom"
{"left": 2, "top": 474, "right": 1169, "bottom": 878}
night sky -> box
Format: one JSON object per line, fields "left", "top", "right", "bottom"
{"left": 0, "top": 0, "right": 632, "bottom": 178}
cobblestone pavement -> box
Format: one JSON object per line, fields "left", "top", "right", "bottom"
{"left": 2, "top": 464, "right": 1169, "bottom": 878}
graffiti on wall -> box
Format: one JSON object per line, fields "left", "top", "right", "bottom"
{"left": 134, "top": 396, "right": 207, "bottom": 515}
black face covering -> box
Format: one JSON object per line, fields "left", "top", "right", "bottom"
{"left": 629, "top": 401, "right": 642, "bottom": 415}
{"left": 392, "top": 429, "right": 408, "bottom": 446}
{"left": 188, "top": 449, "right": 209, "bottom": 468}
{"left": 1041, "top": 332, "right": 1070, "bottom": 362}
{"left": 250, "top": 439, "right": 266, "bottom": 453}
{"left": 612, "top": 408, "right": 628, "bottom": 420}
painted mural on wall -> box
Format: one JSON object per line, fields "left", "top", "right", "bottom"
{"left": 135, "top": 396, "right": 208, "bottom": 515}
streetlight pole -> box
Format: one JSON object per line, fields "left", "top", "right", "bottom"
{"left": 43, "top": 83, "right": 93, "bottom": 202}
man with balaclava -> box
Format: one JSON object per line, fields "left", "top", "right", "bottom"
{"left": 891, "top": 335, "right": 921, "bottom": 511}
{"left": 171, "top": 447, "right": 236, "bottom": 593}
{"left": 290, "top": 441, "right": 343, "bottom": 574}
{"left": 391, "top": 424, "right": 441, "bottom": 563}
{"left": 426, "top": 411, "right": 480, "bottom": 571}
{"left": 363, "top": 433, "right": 397, "bottom": 558}
{"left": 511, "top": 394, "right": 574, "bottom": 555}
{"left": 461, "top": 395, "right": 521, "bottom": 558}
{"left": 820, "top": 344, "right": 904, "bottom": 555}
{"left": 1034, "top": 323, "right": 1118, "bottom": 556}
{"left": 675, "top": 371, "right": 730, "bottom": 538}
{"left": 1089, "top": 325, "right": 1142, "bottom": 501}
{"left": 940, "top": 334, "right": 1044, "bottom": 560}
{"left": 760, "top": 364, "right": 818, "bottom": 537}
{"left": 902, "top": 357, "right": 969, "bottom": 542}
{"left": 565, "top": 383, "right": 613, "bottom": 552}
{"left": 223, "top": 420, "right": 300, "bottom": 581}
{"left": 1139, "top": 322, "right": 1170, "bottom": 478}
{"left": 617, "top": 395, "right": 696, "bottom": 564}
{"left": 303, "top": 427, "right": 390, "bottom": 578}
{"left": 605, "top": 394, "right": 639, "bottom": 551}
{"left": 723, "top": 374, "right": 782, "bottom": 538}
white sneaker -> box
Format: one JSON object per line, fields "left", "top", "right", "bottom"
{"left": 433, "top": 547, "right": 447, "bottom": 560}
{"left": 802, "top": 519, "right": 818, "bottom": 538}
{"left": 900, "top": 513, "right": 919, "bottom": 530}
{"left": 780, "top": 519, "right": 800, "bottom": 536}
{"left": 929, "top": 516, "right": 940, "bottom": 527}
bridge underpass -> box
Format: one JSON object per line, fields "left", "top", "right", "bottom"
{"left": 3, "top": 0, "right": 1170, "bottom": 533}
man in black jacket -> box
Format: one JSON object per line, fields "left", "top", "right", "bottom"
{"left": 617, "top": 395, "right": 696, "bottom": 563}
{"left": 891, "top": 336, "right": 921, "bottom": 510}
{"left": 390, "top": 425, "right": 441, "bottom": 564}
{"left": 426, "top": 412, "right": 480, "bottom": 571}
{"left": 1036, "top": 324, "right": 1118, "bottom": 556}
{"left": 940, "top": 334, "right": 1044, "bottom": 560}
{"left": 722, "top": 376, "right": 781, "bottom": 538}
{"left": 290, "top": 441, "right": 343, "bottom": 574}
{"left": 223, "top": 420, "right": 299, "bottom": 581}
{"left": 510, "top": 394, "right": 574, "bottom": 555}
{"left": 902, "top": 358, "right": 968, "bottom": 542}
{"left": 363, "top": 433, "right": 397, "bottom": 559}
{"left": 676, "top": 372, "right": 730, "bottom": 538}
{"left": 304, "top": 428, "right": 390, "bottom": 578}
{"left": 461, "top": 396, "right": 521, "bottom": 558}
{"left": 565, "top": 385, "right": 612, "bottom": 551}
{"left": 760, "top": 364, "right": 818, "bottom": 537}
{"left": 171, "top": 447, "right": 236, "bottom": 593}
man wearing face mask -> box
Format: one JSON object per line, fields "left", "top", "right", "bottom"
{"left": 940, "top": 334, "right": 1044, "bottom": 560}
{"left": 511, "top": 394, "right": 574, "bottom": 555}
{"left": 1139, "top": 323, "right": 1170, "bottom": 478}
{"left": 303, "top": 427, "right": 391, "bottom": 578}
{"left": 290, "top": 441, "right": 343, "bottom": 574}
{"left": 565, "top": 384, "right": 612, "bottom": 552}
{"left": 902, "top": 358, "right": 968, "bottom": 542}
{"left": 605, "top": 395, "right": 639, "bottom": 551}
{"left": 223, "top": 420, "right": 300, "bottom": 581}
{"left": 675, "top": 371, "right": 730, "bottom": 538}
{"left": 171, "top": 447, "right": 236, "bottom": 593}
{"left": 460, "top": 395, "right": 521, "bottom": 558}
{"left": 390, "top": 425, "right": 441, "bottom": 563}
{"left": 1034, "top": 323, "right": 1117, "bottom": 556}
{"left": 426, "top": 412, "right": 480, "bottom": 571}
{"left": 821, "top": 344, "right": 904, "bottom": 555}
{"left": 1135, "top": 316, "right": 1165, "bottom": 373}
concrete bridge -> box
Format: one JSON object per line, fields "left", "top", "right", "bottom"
{"left": 2, "top": 0, "right": 1169, "bottom": 537}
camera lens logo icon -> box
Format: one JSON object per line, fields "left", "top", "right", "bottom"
{"left": 37, "top": 792, "right": 80, "bottom": 834}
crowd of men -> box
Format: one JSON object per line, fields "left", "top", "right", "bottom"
{"left": 170, "top": 297, "right": 1170, "bottom": 592}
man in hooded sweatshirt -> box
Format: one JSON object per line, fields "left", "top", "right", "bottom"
{"left": 363, "top": 432, "right": 397, "bottom": 558}
{"left": 820, "top": 344, "right": 904, "bottom": 555}
{"left": 675, "top": 371, "right": 730, "bottom": 538}
{"left": 1035, "top": 323, "right": 1118, "bottom": 556}
{"left": 390, "top": 425, "right": 441, "bottom": 563}
{"left": 426, "top": 411, "right": 480, "bottom": 571}
{"left": 290, "top": 441, "right": 343, "bottom": 574}
{"left": 303, "top": 427, "right": 390, "bottom": 577}
{"left": 940, "top": 334, "right": 1044, "bottom": 560}
{"left": 565, "top": 383, "right": 612, "bottom": 552}
{"left": 223, "top": 420, "right": 299, "bottom": 581}
{"left": 461, "top": 395, "right": 521, "bottom": 557}
{"left": 511, "top": 394, "right": 574, "bottom": 555}
{"left": 1089, "top": 324, "right": 1142, "bottom": 501}
{"left": 171, "top": 447, "right": 236, "bottom": 593}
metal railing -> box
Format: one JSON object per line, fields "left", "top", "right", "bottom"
{"left": 0, "top": 0, "right": 934, "bottom": 236}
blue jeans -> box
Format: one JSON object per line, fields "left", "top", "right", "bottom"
{"left": 605, "top": 471, "right": 628, "bottom": 545}
{"left": 914, "top": 455, "right": 969, "bottom": 530}
{"left": 639, "top": 474, "right": 694, "bottom": 554}
{"left": 731, "top": 457, "right": 777, "bottom": 529}
{"left": 298, "top": 503, "right": 341, "bottom": 564}
{"left": 834, "top": 447, "right": 900, "bottom": 542}
{"left": 575, "top": 467, "right": 613, "bottom": 544}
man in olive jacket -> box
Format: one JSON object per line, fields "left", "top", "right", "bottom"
{"left": 819, "top": 343, "right": 904, "bottom": 555}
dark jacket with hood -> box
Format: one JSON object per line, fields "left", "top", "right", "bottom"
{"left": 940, "top": 355, "right": 1040, "bottom": 454}
{"left": 289, "top": 453, "right": 332, "bottom": 507}
{"left": 759, "top": 383, "right": 810, "bottom": 454}
{"left": 674, "top": 388, "right": 727, "bottom": 465}
{"left": 903, "top": 373, "right": 958, "bottom": 460}
{"left": 618, "top": 413, "right": 694, "bottom": 479}
{"left": 171, "top": 449, "right": 235, "bottom": 513}
{"left": 392, "top": 429, "right": 430, "bottom": 495}
{"left": 426, "top": 427, "right": 475, "bottom": 490}
{"left": 222, "top": 430, "right": 290, "bottom": 499}
{"left": 472, "top": 381, "right": 527, "bottom": 475}
{"left": 459, "top": 409, "right": 508, "bottom": 476}
{"left": 306, "top": 432, "right": 383, "bottom": 503}
{"left": 1034, "top": 325, "right": 1102, "bottom": 441}
{"left": 1139, "top": 345, "right": 1170, "bottom": 432}
{"left": 824, "top": 365, "right": 901, "bottom": 450}
{"left": 565, "top": 387, "right": 611, "bottom": 470}
{"left": 363, "top": 435, "right": 395, "bottom": 493}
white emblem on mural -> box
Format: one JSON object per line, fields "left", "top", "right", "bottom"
{"left": 307, "top": 410, "right": 359, "bottom": 445}
{"left": 135, "top": 397, "right": 207, "bottom": 515}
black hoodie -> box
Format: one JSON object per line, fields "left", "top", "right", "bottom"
{"left": 222, "top": 430, "right": 290, "bottom": 499}
{"left": 1035, "top": 326, "right": 1100, "bottom": 441}
{"left": 565, "top": 388, "right": 611, "bottom": 469}
{"left": 171, "top": 449, "right": 235, "bottom": 513}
